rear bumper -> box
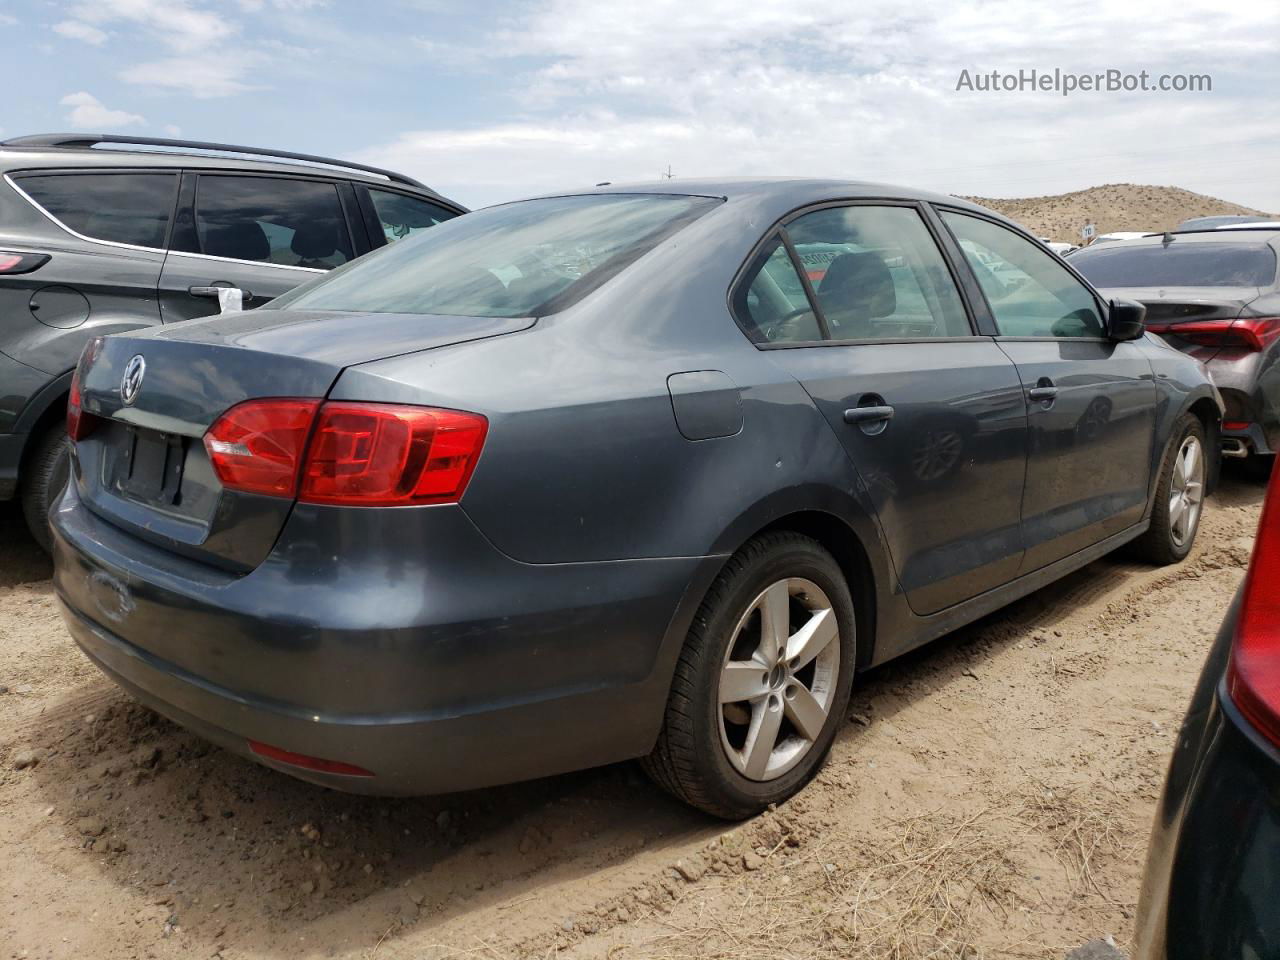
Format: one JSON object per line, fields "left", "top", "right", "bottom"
{"left": 51, "top": 483, "right": 714, "bottom": 795}
{"left": 1207, "top": 355, "right": 1278, "bottom": 454}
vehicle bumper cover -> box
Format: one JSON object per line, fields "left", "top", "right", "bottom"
{"left": 51, "top": 483, "right": 711, "bottom": 795}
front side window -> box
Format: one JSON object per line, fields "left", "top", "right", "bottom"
{"left": 943, "top": 211, "right": 1105, "bottom": 338}
{"left": 16, "top": 172, "right": 177, "bottom": 248}
{"left": 1071, "top": 242, "right": 1277, "bottom": 288}
{"left": 195, "top": 176, "right": 353, "bottom": 269}
{"left": 733, "top": 205, "right": 972, "bottom": 343}
{"left": 273, "top": 193, "right": 720, "bottom": 318}
{"left": 368, "top": 189, "right": 457, "bottom": 244}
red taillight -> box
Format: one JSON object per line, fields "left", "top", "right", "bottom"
{"left": 204, "top": 398, "right": 322, "bottom": 498}
{"left": 1223, "top": 421, "right": 1252, "bottom": 432}
{"left": 203, "top": 399, "right": 487, "bottom": 505}
{"left": 247, "top": 740, "right": 373, "bottom": 777}
{"left": 67, "top": 337, "right": 105, "bottom": 442}
{"left": 300, "top": 403, "right": 487, "bottom": 506}
{"left": 1227, "top": 460, "right": 1280, "bottom": 747}
{"left": 1148, "top": 317, "right": 1280, "bottom": 351}
{"left": 0, "top": 250, "right": 51, "bottom": 274}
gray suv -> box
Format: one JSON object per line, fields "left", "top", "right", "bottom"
{"left": 0, "top": 134, "right": 465, "bottom": 550}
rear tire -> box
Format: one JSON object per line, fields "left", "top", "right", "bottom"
{"left": 1130, "top": 414, "right": 1206, "bottom": 565}
{"left": 642, "top": 532, "right": 856, "bottom": 819}
{"left": 20, "top": 423, "right": 70, "bottom": 555}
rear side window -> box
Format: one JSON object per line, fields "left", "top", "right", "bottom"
{"left": 1071, "top": 242, "right": 1278, "bottom": 288}
{"left": 733, "top": 205, "right": 972, "bottom": 343}
{"left": 15, "top": 172, "right": 176, "bottom": 248}
{"left": 368, "top": 189, "right": 457, "bottom": 244}
{"left": 942, "top": 211, "right": 1106, "bottom": 338}
{"left": 272, "top": 193, "right": 720, "bottom": 318}
{"left": 195, "top": 175, "right": 353, "bottom": 269}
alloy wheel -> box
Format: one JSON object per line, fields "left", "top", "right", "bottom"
{"left": 717, "top": 578, "right": 841, "bottom": 781}
{"left": 1169, "top": 434, "right": 1205, "bottom": 548}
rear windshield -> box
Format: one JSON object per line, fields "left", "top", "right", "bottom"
{"left": 1071, "top": 242, "right": 1277, "bottom": 288}
{"left": 271, "top": 193, "right": 721, "bottom": 318}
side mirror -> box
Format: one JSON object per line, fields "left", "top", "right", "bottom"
{"left": 1108, "top": 298, "right": 1146, "bottom": 341}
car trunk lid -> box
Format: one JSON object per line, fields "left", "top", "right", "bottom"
{"left": 1097, "top": 285, "right": 1259, "bottom": 360}
{"left": 73, "top": 309, "right": 532, "bottom": 570}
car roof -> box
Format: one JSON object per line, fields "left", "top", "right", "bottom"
{"left": 1076, "top": 229, "right": 1280, "bottom": 250}
{"left": 516, "top": 176, "right": 1015, "bottom": 227}
{"left": 0, "top": 139, "right": 462, "bottom": 207}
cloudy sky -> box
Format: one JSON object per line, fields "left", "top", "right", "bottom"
{"left": 1, "top": 0, "right": 1277, "bottom": 212}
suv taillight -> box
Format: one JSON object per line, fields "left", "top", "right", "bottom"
{"left": 1147, "top": 317, "right": 1280, "bottom": 351}
{"left": 0, "top": 250, "right": 51, "bottom": 275}
{"left": 204, "top": 399, "right": 487, "bottom": 506}
{"left": 1227, "top": 458, "right": 1280, "bottom": 747}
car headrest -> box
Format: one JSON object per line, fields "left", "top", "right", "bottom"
{"left": 290, "top": 222, "right": 339, "bottom": 260}
{"left": 817, "top": 252, "right": 896, "bottom": 319}
{"left": 202, "top": 221, "right": 270, "bottom": 261}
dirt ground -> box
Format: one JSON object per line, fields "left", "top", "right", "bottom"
{"left": 0, "top": 468, "right": 1265, "bottom": 960}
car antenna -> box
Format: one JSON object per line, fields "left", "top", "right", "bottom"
{"left": 1162, "top": 231, "right": 1175, "bottom": 245}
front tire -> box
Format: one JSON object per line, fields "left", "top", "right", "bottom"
{"left": 642, "top": 532, "right": 856, "bottom": 819}
{"left": 1130, "top": 414, "right": 1207, "bottom": 565}
{"left": 20, "top": 423, "right": 70, "bottom": 555}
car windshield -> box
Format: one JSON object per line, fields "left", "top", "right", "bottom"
{"left": 1071, "top": 242, "right": 1277, "bottom": 288}
{"left": 270, "top": 193, "right": 721, "bottom": 318}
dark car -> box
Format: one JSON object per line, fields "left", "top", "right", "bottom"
{"left": 0, "top": 133, "right": 465, "bottom": 551}
{"left": 1133, "top": 459, "right": 1279, "bottom": 959}
{"left": 51, "top": 179, "right": 1221, "bottom": 819}
{"left": 1176, "top": 214, "right": 1271, "bottom": 232}
{"left": 1071, "top": 229, "right": 1280, "bottom": 470}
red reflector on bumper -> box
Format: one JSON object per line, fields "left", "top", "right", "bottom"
{"left": 248, "top": 740, "right": 374, "bottom": 777}
{"left": 1224, "top": 421, "right": 1252, "bottom": 431}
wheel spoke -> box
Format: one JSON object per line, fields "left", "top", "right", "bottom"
{"left": 786, "top": 607, "right": 838, "bottom": 671}
{"left": 1170, "top": 497, "right": 1186, "bottom": 533}
{"left": 742, "top": 699, "right": 784, "bottom": 779}
{"left": 1184, "top": 480, "right": 1203, "bottom": 504}
{"left": 784, "top": 684, "right": 828, "bottom": 741}
{"left": 720, "top": 661, "right": 770, "bottom": 704}
{"left": 758, "top": 581, "right": 791, "bottom": 662}
{"left": 1172, "top": 454, "right": 1186, "bottom": 491}
{"left": 1184, "top": 441, "right": 1200, "bottom": 484}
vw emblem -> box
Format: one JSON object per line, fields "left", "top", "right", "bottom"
{"left": 120, "top": 355, "right": 146, "bottom": 406}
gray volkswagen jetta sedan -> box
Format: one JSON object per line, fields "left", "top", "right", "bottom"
{"left": 51, "top": 179, "right": 1222, "bottom": 818}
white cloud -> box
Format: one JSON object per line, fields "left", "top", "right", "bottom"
{"left": 53, "top": 19, "right": 108, "bottom": 44}
{"left": 67, "top": 0, "right": 237, "bottom": 52}
{"left": 365, "top": 0, "right": 1280, "bottom": 210}
{"left": 120, "top": 57, "right": 256, "bottom": 98}
{"left": 60, "top": 91, "right": 145, "bottom": 129}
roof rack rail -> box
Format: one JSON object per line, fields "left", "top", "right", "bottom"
{"left": 0, "top": 133, "right": 431, "bottom": 192}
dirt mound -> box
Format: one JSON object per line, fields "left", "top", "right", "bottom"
{"left": 965, "top": 183, "right": 1274, "bottom": 245}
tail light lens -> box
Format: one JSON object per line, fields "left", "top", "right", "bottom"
{"left": 203, "top": 399, "right": 487, "bottom": 506}
{"left": 1227, "top": 459, "right": 1280, "bottom": 747}
{"left": 300, "top": 403, "right": 487, "bottom": 506}
{"left": 0, "top": 250, "right": 51, "bottom": 275}
{"left": 204, "top": 399, "right": 322, "bottom": 497}
{"left": 67, "top": 338, "right": 104, "bottom": 442}
{"left": 1147, "top": 317, "right": 1280, "bottom": 351}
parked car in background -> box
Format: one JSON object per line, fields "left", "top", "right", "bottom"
{"left": 0, "top": 134, "right": 465, "bottom": 551}
{"left": 1072, "top": 228, "right": 1280, "bottom": 470}
{"left": 1133, "top": 458, "right": 1279, "bottom": 960}
{"left": 1217, "top": 220, "right": 1280, "bottom": 231}
{"left": 1044, "top": 241, "right": 1079, "bottom": 256}
{"left": 1177, "top": 214, "right": 1272, "bottom": 231}
{"left": 51, "top": 179, "right": 1220, "bottom": 819}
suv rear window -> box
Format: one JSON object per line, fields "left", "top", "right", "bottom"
{"left": 272, "top": 193, "right": 721, "bottom": 318}
{"left": 1072, "top": 242, "right": 1278, "bottom": 287}
{"left": 15, "top": 172, "right": 177, "bottom": 248}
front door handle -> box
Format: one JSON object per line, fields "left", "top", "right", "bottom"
{"left": 843, "top": 405, "right": 895, "bottom": 425}
{"left": 1029, "top": 378, "right": 1059, "bottom": 401}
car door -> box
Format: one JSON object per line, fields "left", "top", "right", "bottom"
{"left": 939, "top": 209, "right": 1157, "bottom": 572}
{"left": 158, "top": 172, "right": 361, "bottom": 322}
{"left": 736, "top": 202, "right": 1029, "bottom": 615}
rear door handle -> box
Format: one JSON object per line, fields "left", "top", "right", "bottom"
{"left": 1028, "top": 386, "right": 1058, "bottom": 402}
{"left": 189, "top": 285, "right": 252, "bottom": 299}
{"left": 843, "top": 405, "right": 895, "bottom": 425}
